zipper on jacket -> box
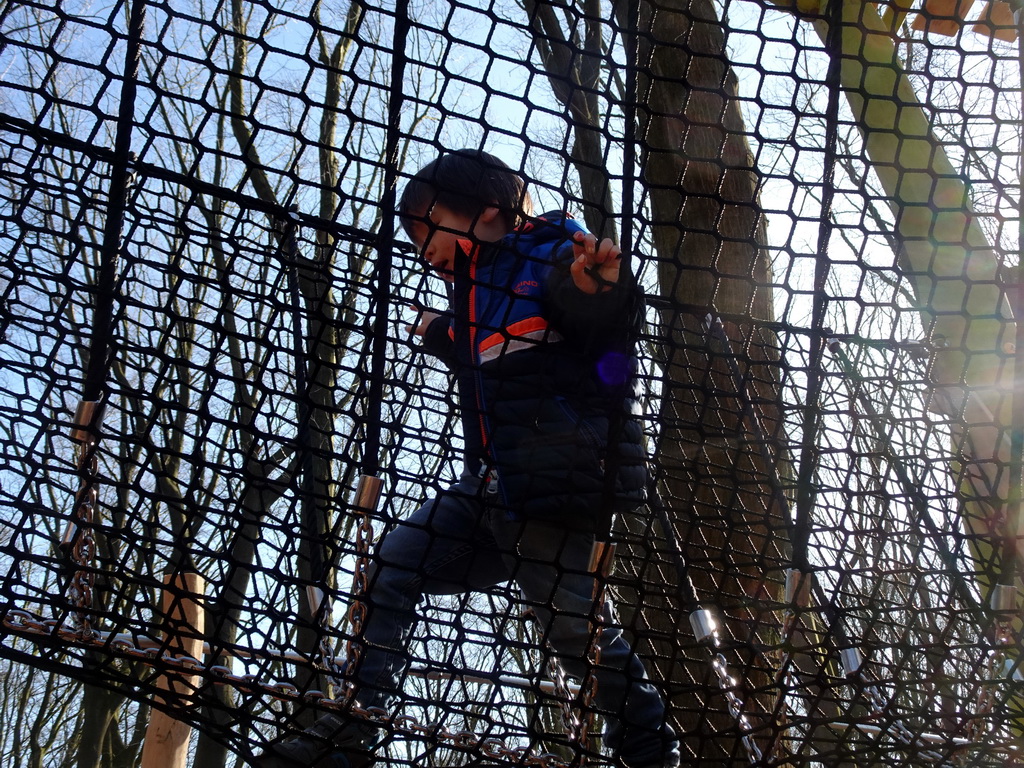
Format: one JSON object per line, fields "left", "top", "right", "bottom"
{"left": 467, "top": 255, "right": 490, "bottom": 462}
{"left": 555, "top": 396, "right": 603, "bottom": 450}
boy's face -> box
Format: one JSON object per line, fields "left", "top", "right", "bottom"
{"left": 407, "top": 203, "right": 505, "bottom": 282}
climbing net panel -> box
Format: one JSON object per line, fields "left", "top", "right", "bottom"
{"left": 0, "top": 0, "right": 1021, "bottom": 766}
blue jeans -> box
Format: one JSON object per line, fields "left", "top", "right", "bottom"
{"left": 352, "top": 477, "right": 678, "bottom": 766}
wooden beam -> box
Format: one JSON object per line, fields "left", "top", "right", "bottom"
{"left": 911, "top": 0, "right": 976, "bottom": 35}
{"left": 140, "top": 570, "right": 206, "bottom": 768}
{"left": 973, "top": 0, "right": 1017, "bottom": 40}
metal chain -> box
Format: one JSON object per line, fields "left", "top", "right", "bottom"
{"left": 841, "top": 644, "right": 951, "bottom": 764}
{"left": 963, "top": 587, "right": 1015, "bottom": 746}
{"left": 66, "top": 483, "right": 97, "bottom": 634}
{"left": 838, "top": 644, "right": 970, "bottom": 766}
{"left": 709, "top": 652, "right": 763, "bottom": 763}
{"left": 523, "top": 606, "right": 583, "bottom": 744}
{"left": 858, "top": 677, "right": 947, "bottom": 763}
{"left": 690, "top": 609, "right": 763, "bottom": 765}
{"left": 544, "top": 651, "right": 583, "bottom": 741}
{"left": 576, "top": 541, "right": 615, "bottom": 758}
{"left": 341, "top": 511, "right": 372, "bottom": 704}
{"left": 64, "top": 400, "right": 104, "bottom": 639}
{"left": 841, "top": 643, "right": 957, "bottom": 764}
{"left": 576, "top": 631, "right": 602, "bottom": 755}
{"left": 307, "top": 584, "right": 344, "bottom": 693}
{"left": 340, "top": 475, "right": 381, "bottom": 705}
{"left": 767, "top": 569, "right": 815, "bottom": 761}
{"left": 7, "top": 603, "right": 1011, "bottom": 766}
{"left": 1, "top": 607, "right": 572, "bottom": 768}
{"left": 520, "top": 542, "right": 616, "bottom": 758}
{"left": 771, "top": 565, "right": 971, "bottom": 765}
{"left": 965, "top": 619, "right": 1010, "bottom": 741}
{"left": 767, "top": 607, "right": 798, "bottom": 761}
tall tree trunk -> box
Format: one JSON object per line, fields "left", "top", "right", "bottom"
{"left": 525, "top": 0, "right": 787, "bottom": 760}
{"left": 625, "top": 0, "right": 785, "bottom": 762}
{"left": 75, "top": 681, "right": 121, "bottom": 768}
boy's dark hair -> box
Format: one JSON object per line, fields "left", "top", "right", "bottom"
{"left": 399, "top": 149, "right": 533, "bottom": 235}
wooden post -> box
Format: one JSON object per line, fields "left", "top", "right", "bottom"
{"left": 140, "top": 570, "right": 206, "bottom": 768}
{"left": 911, "top": 0, "right": 976, "bottom": 35}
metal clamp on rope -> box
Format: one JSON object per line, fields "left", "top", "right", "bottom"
{"left": 70, "top": 399, "right": 104, "bottom": 445}
{"left": 588, "top": 540, "right": 616, "bottom": 579}
{"left": 840, "top": 646, "right": 863, "bottom": 677}
{"left": 354, "top": 474, "right": 383, "bottom": 513}
{"left": 60, "top": 521, "right": 79, "bottom": 552}
{"left": 689, "top": 608, "right": 719, "bottom": 645}
{"left": 991, "top": 584, "right": 1016, "bottom": 614}
{"left": 784, "top": 568, "right": 814, "bottom": 607}
{"left": 306, "top": 585, "right": 326, "bottom": 617}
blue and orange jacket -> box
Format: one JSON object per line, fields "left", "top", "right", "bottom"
{"left": 421, "top": 212, "right": 647, "bottom": 532}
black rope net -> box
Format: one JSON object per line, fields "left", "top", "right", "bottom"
{"left": 0, "top": 0, "right": 1021, "bottom": 766}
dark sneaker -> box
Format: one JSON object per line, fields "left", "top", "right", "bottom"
{"left": 628, "top": 758, "right": 680, "bottom": 768}
{"left": 624, "top": 739, "right": 681, "bottom": 768}
{"left": 255, "top": 714, "right": 378, "bottom": 768}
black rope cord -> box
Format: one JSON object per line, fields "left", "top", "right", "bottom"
{"left": 363, "top": 1, "right": 411, "bottom": 479}
{"left": 81, "top": 0, "right": 147, "bottom": 406}
{"left": 790, "top": 0, "right": 846, "bottom": 576}
{"left": 606, "top": 1, "right": 701, "bottom": 614}
{"left": 62, "top": 0, "right": 149, "bottom": 620}
{"left": 280, "top": 210, "right": 323, "bottom": 582}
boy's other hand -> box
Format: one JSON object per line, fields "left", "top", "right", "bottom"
{"left": 571, "top": 232, "right": 621, "bottom": 294}
{"left": 407, "top": 305, "right": 444, "bottom": 336}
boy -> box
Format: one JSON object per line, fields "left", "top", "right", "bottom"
{"left": 257, "top": 150, "right": 679, "bottom": 768}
